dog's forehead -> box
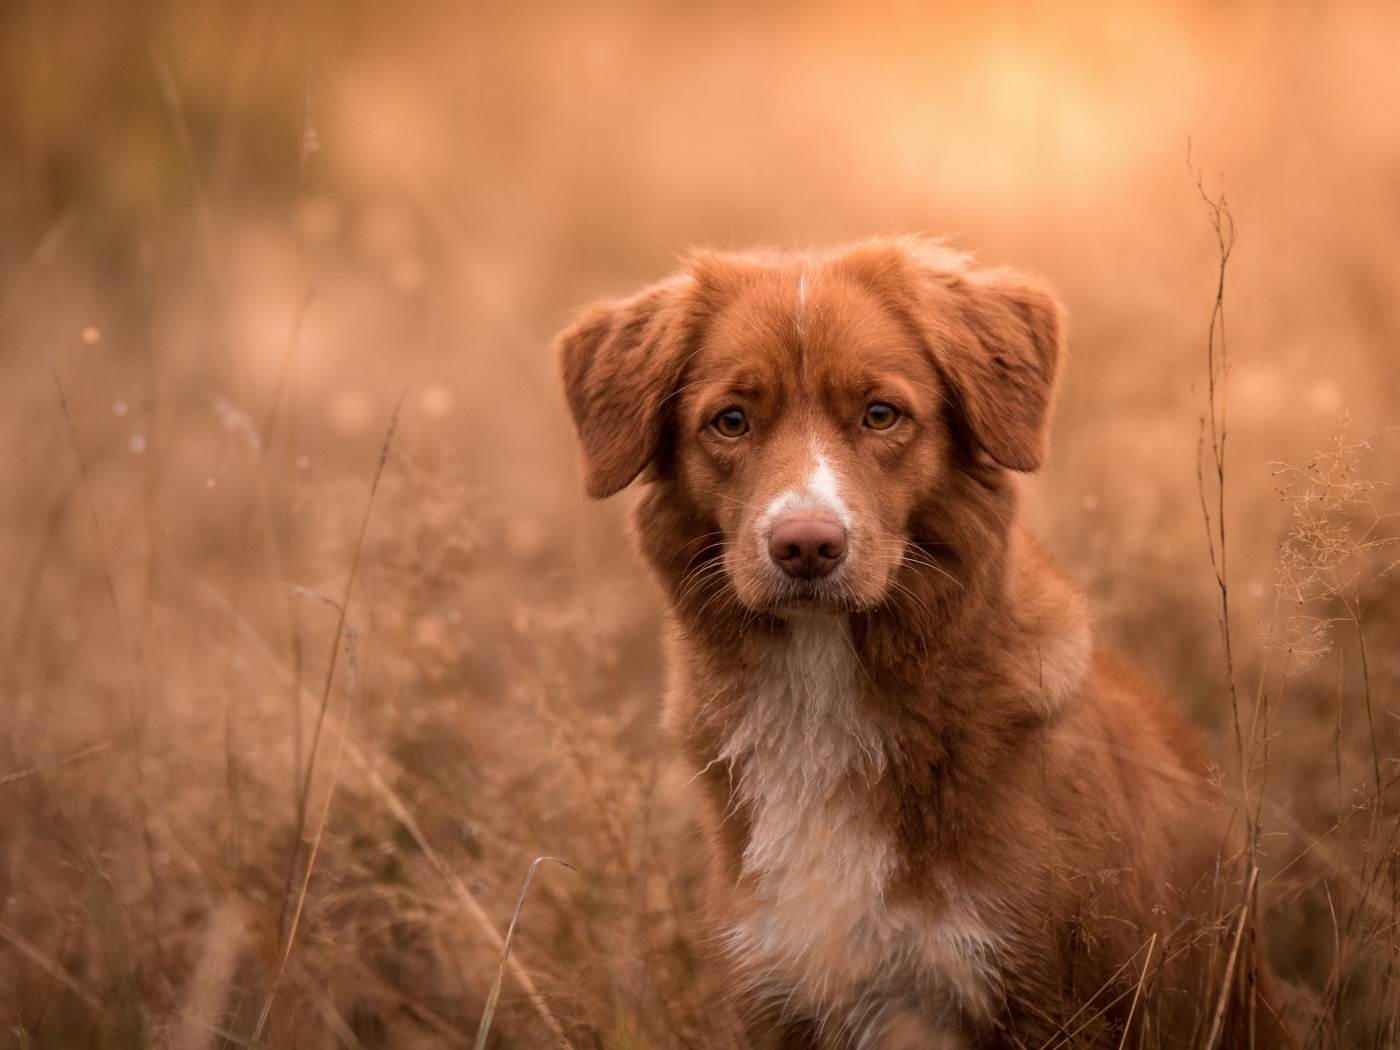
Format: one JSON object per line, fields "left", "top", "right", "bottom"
{"left": 694, "top": 265, "right": 925, "bottom": 391}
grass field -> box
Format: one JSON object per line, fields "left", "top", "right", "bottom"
{"left": 2, "top": 1, "right": 1400, "bottom": 1046}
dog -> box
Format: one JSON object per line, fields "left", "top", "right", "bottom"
{"left": 555, "top": 239, "right": 1290, "bottom": 1048}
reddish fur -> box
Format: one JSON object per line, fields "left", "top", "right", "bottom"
{"left": 555, "top": 238, "right": 1291, "bottom": 1048}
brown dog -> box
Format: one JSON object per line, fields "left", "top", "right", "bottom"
{"left": 555, "top": 239, "right": 1289, "bottom": 1048}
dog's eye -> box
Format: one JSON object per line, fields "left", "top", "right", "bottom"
{"left": 863, "top": 402, "right": 899, "bottom": 430}
{"left": 713, "top": 408, "right": 749, "bottom": 438}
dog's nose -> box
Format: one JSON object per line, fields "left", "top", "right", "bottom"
{"left": 768, "top": 516, "right": 848, "bottom": 579}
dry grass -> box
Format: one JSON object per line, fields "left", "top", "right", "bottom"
{"left": 3, "top": 1, "right": 1400, "bottom": 1046}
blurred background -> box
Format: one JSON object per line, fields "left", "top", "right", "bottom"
{"left": 2, "top": 1, "right": 1399, "bottom": 1046}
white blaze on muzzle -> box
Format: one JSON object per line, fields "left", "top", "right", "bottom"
{"left": 760, "top": 451, "right": 852, "bottom": 539}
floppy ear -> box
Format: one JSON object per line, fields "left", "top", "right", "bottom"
{"left": 907, "top": 258, "right": 1065, "bottom": 472}
{"left": 554, "top": 274, "right": 695, "bottom": 498}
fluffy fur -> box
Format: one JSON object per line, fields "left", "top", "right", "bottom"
{"left": 555, "top": 238, "right": 1291, "bottom": 1048}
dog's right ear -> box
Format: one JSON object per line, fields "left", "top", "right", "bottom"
{"left": 554, "top": 274, "right": 695, "bottom": 499}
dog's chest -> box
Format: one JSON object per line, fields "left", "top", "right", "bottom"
{"left": 717, "top": 616, "right": 997, "bottom": 1028}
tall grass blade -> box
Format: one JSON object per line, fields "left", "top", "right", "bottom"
{"left": 474, "top": 856, "right": 575, "bottom": 1050}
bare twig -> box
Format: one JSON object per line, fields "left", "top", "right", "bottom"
{"left": 253, "top": 623, "right": 358, "bottom": 1038}
{"left": 1116, "top": 933, "right": 1157, "bottom": 1050}
{"left": 277, "top": 395, "right": 402, "bottom": 938}
{"left": 1203, "top": 864, "right": 1259, "bottom": 1050}
{"left": 0, "top": 742, "right": 112, "bottom": 788}
{"left": 473, "top": 857, "right": 577, "bottom": 1050}
{"left": 1188, "top": 145, "right": 1245, "bottom": 796}
{"left": 254, "top": 403, "right": 400, "bottom": 1047}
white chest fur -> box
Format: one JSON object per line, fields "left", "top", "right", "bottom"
{"left": 718, "top": 614, "right": 998, "bottom": 1040}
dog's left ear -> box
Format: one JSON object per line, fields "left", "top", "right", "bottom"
{"left": 554, "top": 274, "right": 695, "bottom": 499}
{"left": 906, "top": 258, "right": 1066, "bottom": 473}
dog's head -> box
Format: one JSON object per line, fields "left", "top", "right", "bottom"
{"left": 555, "top": 239, "right": 1064, "bottom": 615}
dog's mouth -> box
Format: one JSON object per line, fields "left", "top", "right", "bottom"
{"left": 745, "top": 570, "right": 867, "bottom": 614}
{"left": 771, "top": 597, "right": 849, "bottom": 621}
{"left": 772, "top": 577, "right": 842, "bottom": 602}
